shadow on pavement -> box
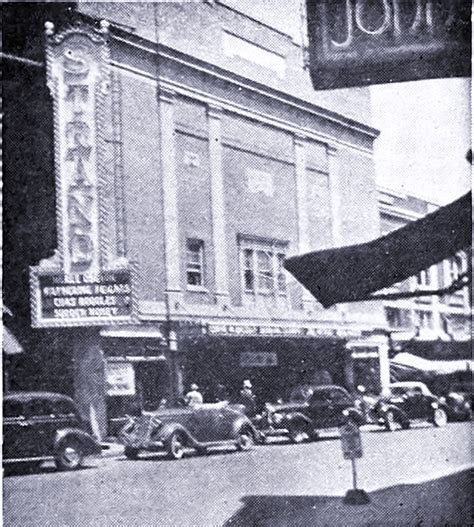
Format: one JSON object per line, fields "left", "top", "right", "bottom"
{"left": 224, "top": 469, "right": 472, "bottom": 527}
{"left": 117, "top": 447, "right": 239, "bottom": 462}
{"left": 3, "top": 464, "right": 96, "bottom": 477}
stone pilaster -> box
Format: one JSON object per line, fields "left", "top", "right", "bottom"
{"left": 207, "top": 104, "right": 230, "bottom": 306}
{"left": 327, "top": 145, "right": 343, "bottom": 247}
{"left": 72, "top": 329, "right": 107, "bottom": 440}
{"left": 294, "top": 134, "right": 314, "bottom": 312}
{"left": 158, "top": 88, "right": 182, "bottom": 309}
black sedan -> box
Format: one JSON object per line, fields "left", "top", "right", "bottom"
{"left": 383, "top": 382, "right": 450, "bottom": 427}
{"left": 253, "top": 385, "right": 366, "bottom": 443}
{"left": 119, "top": 402, "right": 258, "bottom": 460}
{"left": 3, "top": 392, "right": 101, "bottom": 471}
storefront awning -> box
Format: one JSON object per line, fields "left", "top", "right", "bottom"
{"left": 3, "top": 325, "right": 24, "bottom": 355}
{"left": 284, "top": 192, "right": 471, "bottom": 307}
{"left": 391, "top": 352, "right": 472, "bottom": 376}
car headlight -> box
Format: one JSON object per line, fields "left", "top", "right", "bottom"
{"left": 431, "top": 402, "right": 439, "bottom": 409}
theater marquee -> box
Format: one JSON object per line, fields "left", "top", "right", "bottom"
{"left": 30, "top": 21, "right": 136, "bottom": 327}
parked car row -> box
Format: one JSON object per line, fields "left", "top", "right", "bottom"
{"left": 3, "top": 382, "right": 471, "bottom": 470}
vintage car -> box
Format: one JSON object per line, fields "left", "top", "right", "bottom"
{"left": 3, "top": 392, "right": 102, "bottom": 471}
{"left": 119, "top": 402, "right": 258, "bottom": 460}
{"left": 253, "top": 385, "right": 366, "bottom": 443}
{"left": 439, "top": 391, "right": 472, "bottom": 422}
{"left": 353, "top": 386, "right": 410, "bottom": 432}
{"left": 383, "top": 382, "right": 449, "bottom": 427}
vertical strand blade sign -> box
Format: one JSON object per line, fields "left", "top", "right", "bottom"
{"left": 306, "top": 0, "right": 471, "bottom": 89}
{"left": 30, "top": 21, "right": 136, "bottom": 328}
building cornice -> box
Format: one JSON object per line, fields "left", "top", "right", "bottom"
{"left": 108, "top": 30, "right": 379, "bottom": 142}
{"left": 111, "top": 59, "right": 374, "bottom": 157}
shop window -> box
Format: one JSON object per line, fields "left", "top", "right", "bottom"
{"left": 385, "top": 307, "right": 411, "bottom": 328}
{"left": 239, "top": 238, "right": 288, "bottom": 296}
{"left": 186, "top": 239, "right": 204, "bottom": 287}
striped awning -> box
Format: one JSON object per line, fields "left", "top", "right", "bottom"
{"left": 391, "top": 352, "right": 472, "bottom": 376}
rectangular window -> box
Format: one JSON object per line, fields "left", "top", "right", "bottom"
{"left": 240, "top": 238, "right": 287, "bottom": 296}
{"left": 415, "top": 310, "right": 433, "bottom": 329}
{"left": 257, "top": 250, "right": 273, "bottom": 291}
{"left": 448, "top": 255, "right": 464, "bottom": 282}
{"left": 276, "top": 253, "right": 287, "bottom": 293}
{"left": 385, "top": 307, "right": 411, "bottom": 328}
{"left": 416, "top": 268, "right": 431, "bottom": 287}
{"left": 186, "top": 239, "right": 204, "bottom": 287}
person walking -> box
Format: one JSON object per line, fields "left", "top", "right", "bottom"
{"left": 185, "top": 383, "right": 203, "bottom": 406}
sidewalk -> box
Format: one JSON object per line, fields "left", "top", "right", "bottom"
{"left": 225, "top": 467, "right": 472, "bottom": 526}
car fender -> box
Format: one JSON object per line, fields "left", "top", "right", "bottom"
{"left": 156, "top": 423, "right": 197, "bottom": 447}
{"left": 55, "top": 428, "right": 101, "bottom": 455}
{"left": 231, "top": 414, "right": 257, "bottom": 439}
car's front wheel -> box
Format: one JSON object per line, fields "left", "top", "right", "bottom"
{"left": 236, "top": 428, "right": 254, "bottom": 451}
{"left": 55, "top": 439, "right": 84, "bottom": 470}
{"left": 433, "top": 408, "right": 448, "bottom": 427}
{"left": 124, "top": 447, "right": 139, "bottom": 460}
{"left": 167, "top": 432, "right": 186, "bottom": 460}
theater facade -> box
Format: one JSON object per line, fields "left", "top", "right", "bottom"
{"left": 5, "top": 3, "right": 390, "bottom": 438}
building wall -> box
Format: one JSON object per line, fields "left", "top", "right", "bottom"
{"left": 88, "top": 1, "right": 383, "bottom": 331}
{"left": 77, "top": 1, "right": 372, "bottom": 125}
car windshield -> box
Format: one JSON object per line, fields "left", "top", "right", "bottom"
{"left": 289, "top": 386, "right": 315, "bottom": 402}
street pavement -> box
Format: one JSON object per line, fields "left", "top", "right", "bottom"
{"left": 3, "top": 422, "right": 472, "bottom": 526}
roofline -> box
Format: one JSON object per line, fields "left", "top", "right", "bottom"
{"left": 74, "top": 10, "right": 379, "bottom": 142}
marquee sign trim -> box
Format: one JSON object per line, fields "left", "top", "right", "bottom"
{"left": 30, "top": 20, "right": 137, "bottom": 327}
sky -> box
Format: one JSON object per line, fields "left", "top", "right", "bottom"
{"left": 371, "top": 78, "right": 471, "bottom": 205}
